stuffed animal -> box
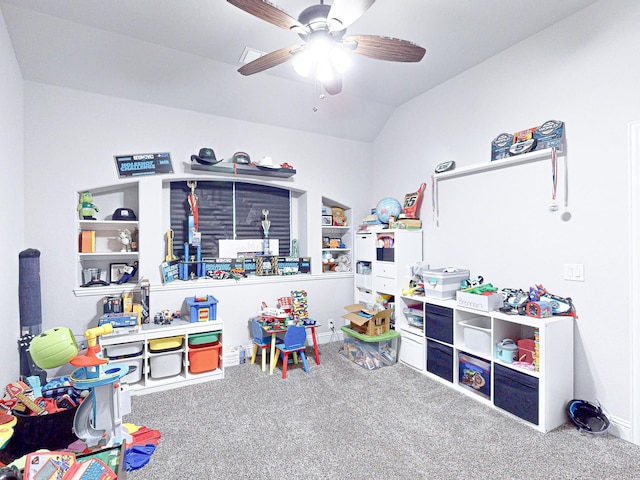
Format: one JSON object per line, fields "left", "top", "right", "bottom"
{"left": 77, "top": 191, "right": 99, "bottom": 220}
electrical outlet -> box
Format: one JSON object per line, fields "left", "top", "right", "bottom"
{"left": 329, "top": 320, "right": 335, "bottom": 329}
{"left": 77, "top": 338, "right": 89, "bottom": 351}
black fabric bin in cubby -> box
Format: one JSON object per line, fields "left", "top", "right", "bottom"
{"left": 426, "top": 339, "right": 454, "bottom": 383}
{"left": 494, "top": 364, "right": 539, "bottom": 425}
{"left": 425, "top": 304, "right": 453, "bottom": 344}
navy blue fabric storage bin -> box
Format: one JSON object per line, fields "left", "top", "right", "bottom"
{"left": 494, "top": 364, "right": 539, "bottom": 425}
{"left": 425, "top": 304, "right": 453, "bottom": 344}
{"left": 426, "top": 340, "right": 453, "bottom": 383}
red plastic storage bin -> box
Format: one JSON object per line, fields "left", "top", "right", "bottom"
{"left": 188, "top": 342, "right": 220, "bottom": 373}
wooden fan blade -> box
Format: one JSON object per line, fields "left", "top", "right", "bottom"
{"left": 238, "top": 45, "right": 301, "bottom": 76}
{"left": 344, "top": 35, "right": 426, "bottom": 62}
{"left": 323, "top": 76, "right": 343, "bottom": 96}
{"left": 327, "top": 0, "right": 375, "bottom": 32}
{"left": 227, "top": 0, "right": 305, "bottom": 33}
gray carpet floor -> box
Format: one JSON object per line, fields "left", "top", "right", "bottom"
{"left": 125, "top": 342, "right": 640, "bottom": 479}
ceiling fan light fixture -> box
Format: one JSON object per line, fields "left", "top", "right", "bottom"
{"left": 292, "top": 50, "right": 312, "bottom": 77}
{"left": 329, "top": 46, "right": 351, "bottom": 73}
{"left": 316, "top": 61, "right": 334, "bottom": 83}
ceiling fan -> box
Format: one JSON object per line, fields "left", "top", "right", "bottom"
{"left": 227, "top": 0, "right": 426, "bottom": 95}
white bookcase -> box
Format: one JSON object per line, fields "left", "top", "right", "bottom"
{"left": 398, "top": 294, "right": 573, "bottom": 432}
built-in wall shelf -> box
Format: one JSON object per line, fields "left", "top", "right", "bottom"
{"left": 189, "top": 162, "right": 296, "bottom": 178}
{"left": 433, "top": 147, "right": 561, "bottom": 182}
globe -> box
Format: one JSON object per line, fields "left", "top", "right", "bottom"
{"left": 375, "top": 197, "right": 402, "bottom": 223}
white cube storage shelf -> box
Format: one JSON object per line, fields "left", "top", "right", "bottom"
{"left": 398, "top": 295, "right": 574, "bottom": 433}
{"left": 99, "top": 319, "right": 224, "bottom": 395}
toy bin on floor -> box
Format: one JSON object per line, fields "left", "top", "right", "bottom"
{"left": 185, "top": 295, "right": 218, "bottom": 322}
{"left": 458, "top": 351, "right": 491, "bottom": 400}
{"left": 340, "top": 326, "right": 399, "bottom": 370}
{"left": 426, "top": 339, "right": 453, "bottom": 382}
{"left": 494, "top": 364, "right": 539, "bottom": 425}
{"left": 188, "top": 342, "right": 221, "bottom": 374}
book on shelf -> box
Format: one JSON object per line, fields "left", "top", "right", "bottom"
{"left": 391, "top": 218, "right": 422, "bottom": 229}
{"left": 79, "top": 230, "right": 95, "bottom": 252}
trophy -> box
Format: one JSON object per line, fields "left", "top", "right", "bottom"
{"left": 261, "top": 209, "right": 271, "bottom": 255}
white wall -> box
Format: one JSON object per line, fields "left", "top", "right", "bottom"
{"left": 0, "top": 9, "right": 24, "bottom": 387}
{"left": 22, "top": 82, "right": 372, "bottom": 355}
{"left": 373, "top": 0, "right": 640, "bottom": 439}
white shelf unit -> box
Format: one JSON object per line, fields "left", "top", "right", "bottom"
{"left": 398, "top": 295, "right": 574, "bottom": 432}
{"left": 432, "top": 147, "right": 565, "bottom": 224}
{"left": 321, "top": 197, "right": 352, "bottom": 273}
{"left": 352, "top": 229, "right": 423, "bottom": 329}
{"left": 99, "top": 319, "right": 224, "bottom": 395}
{"left": 75, "top": 183, "right": 139, "bottom": 294}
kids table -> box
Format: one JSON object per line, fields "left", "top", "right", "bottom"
{"left": 261, "top": 322, "right": 321, "bottom": 375}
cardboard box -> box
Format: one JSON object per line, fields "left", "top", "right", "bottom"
{"left": 456, "top": 291, "right": 503, "bottom": 312}
{"left": 342, "top": 304, "right": 391, "bottom": 337}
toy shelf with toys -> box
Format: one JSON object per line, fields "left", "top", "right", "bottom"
{"left": 75, "top": 183, "right": 140, "bottom": 294}
{"left": 321, "top": 197, "right": 352, "bottom": 274}
{"left": 99, "top": 318, "right": 224, "bottom": 395}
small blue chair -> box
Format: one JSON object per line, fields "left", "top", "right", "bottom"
{"left": 272, "top": 325, "right": 309, "bottom": 379}
{"left": 251, "top": 318, "right": 281, "bottom": 372}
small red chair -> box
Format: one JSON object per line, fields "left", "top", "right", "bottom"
{"left": 272, "top": 325, "right": 309, "bottom": 379}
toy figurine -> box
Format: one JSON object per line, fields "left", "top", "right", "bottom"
{"left": 77, "top": 191, "right": 99, "bottom": 220}
{"left": 116, "top": 261, "right": 138, "bottom": 284}
{"left": 118, "top": 228, "right": 132, "bottom": 252}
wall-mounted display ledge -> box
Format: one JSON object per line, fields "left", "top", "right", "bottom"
{"left": 434, "top": 148, "right": 560, "bottom": 181}
{"left": 189, "top": 162, "right": 296, "bottom": 178}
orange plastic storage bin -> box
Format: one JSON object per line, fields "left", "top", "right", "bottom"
{"left": 188, "top": 342, "right": 221, "bottom": 373}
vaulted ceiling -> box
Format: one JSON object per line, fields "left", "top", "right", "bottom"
{"left": 1, "top": 0, "right": 597, "bottom": 141}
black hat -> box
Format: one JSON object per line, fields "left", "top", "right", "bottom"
{"left": 232, "top": 152, "right": 250, "bottom": 164}
{"left": 191, "top": 147, "right": 223, "bottom": 165}
{"left": 112, "top": 208, "right": 137, "bottom": 221}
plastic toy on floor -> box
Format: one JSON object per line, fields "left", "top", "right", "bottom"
{"left": 69, "top": 324, "right": 132, "bottom": 449}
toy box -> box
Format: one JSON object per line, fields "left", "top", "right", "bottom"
{"left": 421, "top": 267, "right": 469, "bottom": 299}
{"left": 185, "top": 295, "right": 218, "bottom": 322}
{"left": 341, "top": 326, "right": 399, "bottom": 369}
{"left": 458, "top": 351, "right": 491, "bottom": 400}
{"left": 188, "top": 343, "right": 221, "bottom": 374}
{"left": 459, "top": 317, "right": 492, "bottom": 357}
{"left": 456, "top": 291, "right": 503, "bottom": 312}
{"left": 342, "top": 304, "right": 391, "bottom": 337}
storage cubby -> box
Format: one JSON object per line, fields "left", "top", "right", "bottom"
{"left": 99, "top": 319, "right": 224, "bottom": 395}
{"left": 321, "top": 197, "right": 352, "bottom": 273}
{"left": 397, "top": 294, "right": 574, "bottom": 432}
{"left": 75, "top": 183, "right": 140, "bottom": 293}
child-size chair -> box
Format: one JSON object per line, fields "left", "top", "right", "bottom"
{"left": 251, "top": 318, "right": 280, "bottom": 372}
{"left": 272, "top": 325, "right": 309, "bottom": 379}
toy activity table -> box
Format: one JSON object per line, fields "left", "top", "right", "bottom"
{"left": 260, "top": 321, "right": 321, "bottom": 375}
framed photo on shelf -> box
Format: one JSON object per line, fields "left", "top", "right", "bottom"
{"left": 109, "top": 263, "right": 128, "bottom": 283}
{"left": 322, "top": 215, "right": 333, "bottom": 226}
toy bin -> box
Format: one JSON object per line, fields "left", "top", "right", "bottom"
{"left": 422, "top": 268, "right": 470, "bottom": 299}
{"left": 149, "top": 336, "right": 183, "bottom": 353}
{"left": 103, "top": 341, "right": 143, "bottom": 358}
{"left": 188, "top": 331, "right": 219, "bottom": 347}
{"left": 185, "top": 295, "right": 218, "bottom": 322}
{"left": 458, "top": 351, "right": 491, "bottom": 400}
{"left": 425, "top": 304, "right": 454, "bottom": 344}
{"left": 459, "top": 317, "right": 492, "bottom": 357}
{"left": 426, "top": 339, "right": 453, "bottom": 382}
{"left": 494, "top": 364, "right": 539, "bottom": 425}
{"left": 107, "top": 355, "right": 143, "bottom": 384}
{"left": 149, "top": 349, "right": 183, "bottom": 379}
{"left": 188, "top": 342, "right": 221, "bottom": 374}
{"left": 340, "top": 326, "right": 399, "bottom": 370}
